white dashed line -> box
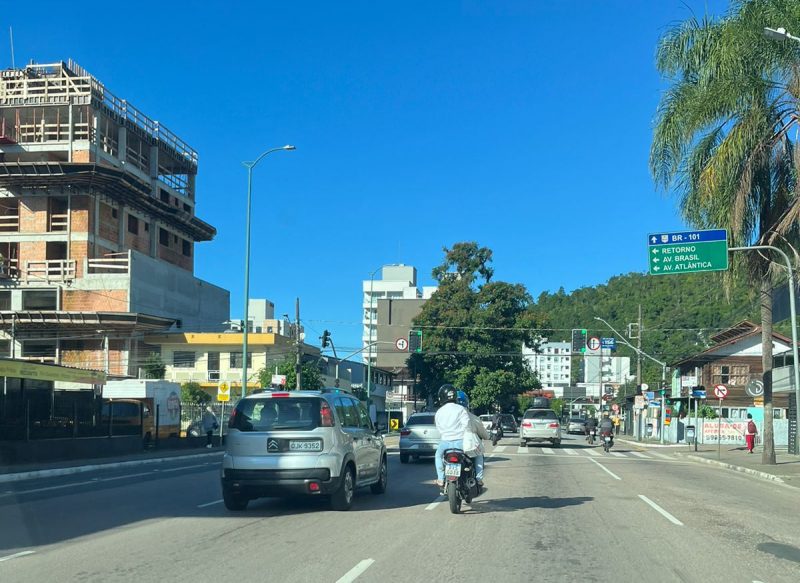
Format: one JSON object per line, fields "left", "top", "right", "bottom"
{"left": 631, "top": 452, "right": 652, "bottom": 459}
{"left": 336, "top": 558, "right": 375, "bottom": 583}
{"left": 610, "top": 452, "right": 626, "bottom": 458}
{"left": 639, "top": 495, "right": 683, "bottom": 526}
{"left": 541, "top": 447, "right": 554, "bottom": 455}
{"left": 517, "top": 446, "right": 528, "bottom": 454}
{"left": 587, "top": 457, "right": 622, "bottom": 480}
{"left": 425, "top": 495, "right": 446, "bottom": 510}
{"left": 0, "top": 551, "right": 35, "bottom": 563}
{"left": 583, "top": 448, "right": 601, "bottom": 456}
{"left": 493, "top": 446, "right": 507, "bottom": 453}
{"left": 157, "top": 464, "right": 210, "bottom": 473}
{"left": 197, "top": 499, "right": 223, "bottom": 508}
{"left": 563, "top": 449, "right": 578, "bottom": 456}
{"left": 649, "top": 452, "right": 672, "bottom": 460}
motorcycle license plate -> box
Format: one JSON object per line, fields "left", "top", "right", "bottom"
{"left": 604, "top": 436, "right": 611, "bottom": 442}
{"left": 445, "top": 463, "right": 461, "bottom": 477}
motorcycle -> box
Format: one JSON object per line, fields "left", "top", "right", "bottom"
{"left": 442, "top": 448, "right": 481, "bottom": 514}
{"left": 490, "top": 425, "right": 503, "bottom": 446}
{"left": 586, "top": 428, "right": 596, "bottom": 445}
{"left": 601, "top": 431, "right": 613, "bottom": 453}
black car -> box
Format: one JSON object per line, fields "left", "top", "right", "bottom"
{"left": 499, "top": 414, "right": 518, "bottom": 433}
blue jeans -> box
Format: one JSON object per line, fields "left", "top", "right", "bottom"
{"left": 435, "top": 439, "right": 485, "bottom": 481}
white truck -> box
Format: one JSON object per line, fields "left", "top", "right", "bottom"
{"left": 102, "top": 380, "right": 182, "bottom": 442}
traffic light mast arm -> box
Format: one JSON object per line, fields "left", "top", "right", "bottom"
{"left": 592, "top": 316, "right": 666, "bottom": 368}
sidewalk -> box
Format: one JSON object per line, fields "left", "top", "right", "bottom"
{"left": 674, "top": 445, "right": 800, "bottom": 488}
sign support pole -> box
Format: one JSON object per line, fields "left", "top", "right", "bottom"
{"left": 718, "top": 399, "right": 722, "bottom": 461}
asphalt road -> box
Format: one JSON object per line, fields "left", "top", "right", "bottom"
{"left": 2, "top": 435, "right": 800, "bottom": 582}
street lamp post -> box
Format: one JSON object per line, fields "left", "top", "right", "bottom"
{"left": 241, "top": 145, "right": 295, "bottom": 398}
{"left": 594, "top": 316, "right": 668, "bottom": 443}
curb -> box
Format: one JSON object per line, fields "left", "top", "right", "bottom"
{"left": 0, "top": 451, "right": 223, "bottom": 484}
{"left": 675, "top": 452, "right": 788, "bottom": 485}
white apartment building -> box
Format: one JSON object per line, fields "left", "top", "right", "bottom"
{"left": 362, "top": 264, "right": 421, "bottom": 365}
{"left": 582, "top": 351, "right": 632, "bottom": 398}
{"left": 523, "top": 340, "right": 572, "bottom": 393}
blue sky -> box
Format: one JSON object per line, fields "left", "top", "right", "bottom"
{"left": 5, "top": 0, "right": 730, "bottom": 351}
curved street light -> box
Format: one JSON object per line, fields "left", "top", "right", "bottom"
{"left": 241, "top": 145, "right": 296, "bottom": 398}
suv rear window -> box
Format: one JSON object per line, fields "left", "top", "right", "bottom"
{"left": 231, "top": 397, "right": 322, "bottom": 432}
{"left": 523, "top": 409, "right": 558, "bottom": 420}
{"left": 406, "top": 414, "right": 435, "bottom": 426}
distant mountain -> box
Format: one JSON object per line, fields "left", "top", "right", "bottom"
{"left": 534, "top": 271, "right": 759, "bottom": 381}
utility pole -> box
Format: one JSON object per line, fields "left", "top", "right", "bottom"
{"left": 637, "top": 304, "right": 642, "bottom": 385}
{"left": 295, "top": 297, "right": 302, "bottom": 390}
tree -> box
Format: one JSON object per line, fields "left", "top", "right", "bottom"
{"left": 409, "top": 242, "right": 548, "bottom": 412}
{"left": 258, "top": 357, "right": 323, "bottom": 391}
{"left": 181, "top": 381, "right": 211, "bottom": 404}
{"left": 651, "top": 0, "right": 800, "bottom": 464}
{"left": 142, "top": 353, "right": 166, "bottom": 380}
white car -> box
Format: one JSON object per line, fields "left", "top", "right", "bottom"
{"left": 519, "top": 408, "right": 562, "bottom": 447}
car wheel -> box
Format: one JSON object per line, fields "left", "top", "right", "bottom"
{"left": 400, "top": 453, "right": 410, "bottom": 464}
{"left": 222, "top": 487, "right": 248, "bottom": 511}
{"left": 331, "top": 466, "right": 355, "bottom": 511}
{"left": 188, "top": 427, "right": 201, "bottom": 438}
{"left": 371, "top": 456, "right": 388, "bottom": 494}
{"left": 552, "top": 439, "right": 561, "bottom": 447}
{"left": 519, "top": 440, "right": 527, "bottom": 447}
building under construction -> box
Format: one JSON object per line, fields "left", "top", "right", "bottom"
{"left": 0, "top": 60, "right": 229, "bottom": 439}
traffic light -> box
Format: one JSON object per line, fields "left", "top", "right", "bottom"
{"left": 408, "top": 329, "right": 423, "bottom": 353}
{"left": 320, "top": 330, "right": 331, "bottom": 348}
{"left": 571, "top": 329, "right": 587, "bottom": 353}
{"left": 659, "top": 381, "right": 671, "bottom": 398}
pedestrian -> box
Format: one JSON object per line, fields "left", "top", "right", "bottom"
{"left": 202, "top": 406, "right": 219, "bottom": 448}
{"left": 745, "top": 413, "right": 757, "bottom": 454}
{"left": 612, "top": 414, "right": 621, "bottom": 436}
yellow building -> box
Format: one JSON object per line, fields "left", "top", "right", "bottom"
{"left": 143, "top": 332, "right": 301, "bottom": 393}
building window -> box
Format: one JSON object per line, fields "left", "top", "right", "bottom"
{"left": 173, "top": 351, "right": 196, "bottom": 368}
{"left": 182, "top": 239, "right": 191, "bottom": 257}
{"left": 112, "top": 208, "right": 118, "bottom": 219}
{"left": 229, "top": 352, "right": 252, "bottom": 369}
{"left": 22, "top": 290, "right": 57, "bottom": 310}
{"left": 144, "top": 223, "right": 149, "bottom": 232}
{"left": 0, "top": 290, "right": 10, "bottom": 310}
{"left": 127, "top": 214, "right": 139, "bottom": 234}
{"left": 173, "top": 235, "right": 178, "bottom": 244}
{"left": 711, "top": 364, "right": 749, "bottom": 386}
{"left": 0, "top": 340, "right": 9, "bottom": 357}
{"left": 159, "top": 228, "right": 169, "bottom": 246}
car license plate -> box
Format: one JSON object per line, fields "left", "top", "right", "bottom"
{"left": 445, "top": 463, "right": 461, "bottom": 477}
{"left": 289, "top": 440, "right": 322, "bottom": 451}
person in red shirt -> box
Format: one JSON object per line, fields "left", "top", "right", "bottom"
{"left": 745, "top": 413, "right": 758, "bottom": 454}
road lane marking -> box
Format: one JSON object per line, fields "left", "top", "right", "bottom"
{"left": 0, "top": 480, "right": 97, "bottom": 497}
{"left": 197, "top": 499, "right": 223, "bottom": 508}
{"left": 541, "top": 447, "right": 554, "bottom": 455}
{"left": 583, "top": 448, "right": 601, "bottom": 457}
{"left": 493, "top": 446, "right": 507, "bottom": 453}
{"left": 156, "top": 464, "right": 210, "bottom": 473}
{"left": 638, "top": 495, "right": 683, "bottom": 526}
{"left": 336, "top": 559, "right": 375, "bottom": 583}
{"left": 564, "top": 449, "right": 578, "bottom": 456}
{"left": 587, "top": 457, "right": 621, "bottom": 480}
{"left": 631, "top": 452, "right": 651, "bottom": 459}
{"left": 425, "top": 495, "right": 446, "bottom": 510}
{"left": 649, "top": 452, "right": 672, "bottom": 460}
{"left": 516, "top": 446, "right": 528, "bottom": 454}
{"left": 0, "top": 551, "right": 35, "bottom": 562}
{"left": 610, "top": 452, "right": 626, "bottom": 458}
{"left": 97, "top": 472, "right": 154, "bottom": 482}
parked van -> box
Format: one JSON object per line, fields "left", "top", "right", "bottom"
{"left": 102, "top": 380, "right": 181, "bottom": 443}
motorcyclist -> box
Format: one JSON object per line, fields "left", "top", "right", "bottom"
{"left": 434, "top": 384, "right": 488, "bottom": 492}
{"left": 585, "top": 416, "right": 598, "bottom": 443}
{"left": 599, "top": 412, "right": 614, "bottom": 446}
{"left": 491, "top": 411, "right": 503, "bottom": 439}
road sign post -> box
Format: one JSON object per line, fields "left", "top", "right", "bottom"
{"left": 648, "top": 229, "right": 729, "bottom": 275}
{"left": 713, "top": 384, "right": 728, "bottom": 460}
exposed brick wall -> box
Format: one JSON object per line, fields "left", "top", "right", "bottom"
{"left": 98, "top": 202, "right": 120, "bottom": 243}
{"left": 70, "top": 195, "right": 90, "bottom": 233}
{"left": 62, "top": 289, "right": 128, "bottom": 312}
{"left": 124, "top": 213, "right": 151, "bottom": 255}
{"left": 19, "top": 241, "right": 46, "bottom": 267}
{"left": 72, "top": 150, "right": 91, "bottom": 163}
{"left": 69, "top": 240, "right": 88, "bottom": 277}
{"left": 18, "top": 197, "right": 48, "bottom": 233}
{"left": 60, "top": 339, "right": 104, "bottom": 371}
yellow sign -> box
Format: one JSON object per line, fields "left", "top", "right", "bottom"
{"left": 754, "top": 396, "right": 764, "bottom": 407}
{"left": 0, "top": 358, "right": 106, "bottom": 384}
{"left": 217, "top": 381, "right": 230, "bottom": 402}
{"left": 389, "top": 418, "right": 399, "bottom": 430}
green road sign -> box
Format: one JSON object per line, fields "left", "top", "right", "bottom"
{"left": 647, "top": 229, "right": 729, "bottom": 275}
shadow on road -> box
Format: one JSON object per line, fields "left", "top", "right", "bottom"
{"left": 465, "top": 495, "right": 593, "bottom": 513}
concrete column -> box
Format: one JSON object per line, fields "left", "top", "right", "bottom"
{"left": 149, "top": 145, "right": 159, "bottom": 198}
{"left": 67, "top": 104, "right": 74, "bottom": 162}
{"left": 118, "top": 126, "right": 127, "bottom": 166}
{"left": 118, "top": 204, "right": 125, "bottom": 251}
{"left": 150, "top": 221, "right": 158, "bottom": 258}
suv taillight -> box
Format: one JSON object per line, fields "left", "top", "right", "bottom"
{"left": 400, "top": 429, "right": 411, "bottom": 436}
{"left": 522, "top": 421, "right": 531, "bottom": 428}
{"left": 548, "top": 423, "right": 559, "bottom": 428}
{"left": 228, "top": 408, "right": 238, "bottom": 429}
{"left": 320, "top": 402, "right": 334, "bottom": 427}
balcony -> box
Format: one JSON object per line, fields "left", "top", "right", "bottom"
{"left": 48, "top": 213, "right": 68, "bottom": 232}
{"left": 86, "top": 252, "right": 130, "bottom": 275}
{"left": 0, "top": 214, "right": 19, "bottom": 232}
{"left": 23, "top": 259, "right": 76, "bottom": 283}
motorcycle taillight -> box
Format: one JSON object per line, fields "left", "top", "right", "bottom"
{"left": 447, "top": 454, "right": 460, "bottom": 463}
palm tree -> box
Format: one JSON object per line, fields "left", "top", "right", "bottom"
{"left": 650, "top": 0, "right": 800, "bottom": 464}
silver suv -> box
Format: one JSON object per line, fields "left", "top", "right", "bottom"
{"left": 221, "top": 389, "right": 387, "bottom": 511}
